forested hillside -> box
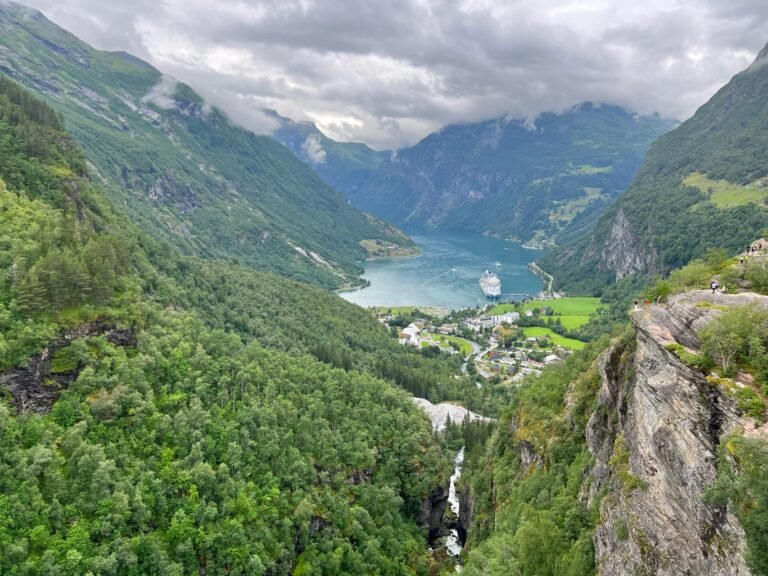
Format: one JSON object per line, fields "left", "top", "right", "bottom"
{"left": 458, "top": 334, "right": 611, "bottom": 575}
{"left": 0, "top": 2, "right": 413, "bottom": 290}
{"left": 0, "top": 74, "right": 470, "bottom": 575}
{"left": 341, "top": 104, "right": 674, "bottom": 246}
{"left": 540, "top": 43, "right": 768, "bottom": 295}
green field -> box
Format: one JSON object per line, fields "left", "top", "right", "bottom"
{"left": 422, "top": 333, "right": 473, "bottom": 355}
{"left": 684, "top": 171, "right": 768, "bottom": 208}
{"left": 435, "top": 334, "right": 474, "bottom": 355}
{"left": 549, "top": 187, "right": 605, "bottom": 225}
{"left": 489, "top": 297, "right": 601, "bottom": 331}
{"left": 523, "top": 327, "right": 586, "bottom": 350}
{"left": 556, "top": 315, "right": 593, "bottom": 329}
{"left": 573, "top": 163, "right": 613, "bottom": 175}
{"left": 375, "top": 306, "right": 418, "bottom": 315}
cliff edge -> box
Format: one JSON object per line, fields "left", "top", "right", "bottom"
{"left": 586, "top": 290, "right": 768, "bottom": 575}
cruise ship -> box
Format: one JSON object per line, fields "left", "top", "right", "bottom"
{"left": 479, "top": 270, "right": 502, "bottom": 298}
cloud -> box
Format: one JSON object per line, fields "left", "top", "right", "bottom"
{"left": 301, "top": 134, "right": 327, "bottom": 165}
{"left": 18, "top": 0, "right": 768, "bottom": 149}
{"left": 141, "top": 75, "right": 178, "bottom": 109}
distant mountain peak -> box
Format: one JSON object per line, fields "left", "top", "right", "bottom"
{"left": 748, "top": 40, "right": 768, "bottom": 72}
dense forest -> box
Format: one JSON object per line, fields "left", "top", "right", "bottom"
{"left": 0, "top": 74, "right": 470, "bottom": 575}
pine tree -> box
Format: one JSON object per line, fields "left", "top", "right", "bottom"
{"left": 15, "top": 269, "right": 47, "bottom": 313}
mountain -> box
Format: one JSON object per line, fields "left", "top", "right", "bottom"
{"left": 335, "top": 104, "right": 675, "bottom": 245}
{"left": 0, "top": 2, "right": 413, "bottom": 289}
{"left": 540, "top": 43, "right": 768, "bottom": 295}
{"left": 0, "top": 69, "right": 482, "bottom": 575}
{"left": 267, "top": 109, "right": 388, "bottom": 197}
{"left": 461, "top": 288, "right": 768, "bottom": 575}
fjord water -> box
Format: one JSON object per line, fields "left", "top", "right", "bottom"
{"left": 341, "top": 229, "right": 543, "bottom": 309}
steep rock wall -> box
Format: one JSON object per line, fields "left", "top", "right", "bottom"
{"left": 598, "top": 208, "right": 657, "bottom": 280}
{"left": 587, "top": 292, "right": 754, "bottom": 575}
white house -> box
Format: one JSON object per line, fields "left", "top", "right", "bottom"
{"left": 544, "top": 354, "right": 562, "bottom": 365}
{"left": 490, "top": 311, "right": 520, "bottom": 325}
{"left": 399, "top": 323, "right": 421, "bottom": 346}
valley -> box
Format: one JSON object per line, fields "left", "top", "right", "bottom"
{"left": 341, "top": 229, "right": 544, "bottom": 309}
{"left": 1, "top": 2, "right": 768, "bottom": 576}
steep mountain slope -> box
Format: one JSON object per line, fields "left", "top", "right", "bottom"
{"left": 540, "top": 43, "right": 768, "bottom": 295}
{"left": 268, "top": 109, "right": 388, "bottom": 197}
{"left": 461, "top": 288, "right": 768, "bottom": 575}
{"left": 344, "top": 104, "right": 674, "bottom": 245}
{"left": 0, "top": 70, "right": 471, "bottom": 575}
{"left": 0, "top": 2, "right": 412, "bottom": 289}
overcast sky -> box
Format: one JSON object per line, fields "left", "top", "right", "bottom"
{"left": 18, "top": 0, "right": 768, "bottom": 149}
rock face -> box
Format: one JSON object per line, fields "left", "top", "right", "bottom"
{"left": 411, "top": 397, "right": 493, "bottom": 432}
{"left": 599, "top": 208, "right": 657, "bottom": 280}
{"left": 1, "top": 321, "right": 136, "bottom": 414}
{"left": 420, "top": 486, "right": 451, "bottom": 546}
{"left": 587, "top": 291, "right": 755, "bottom": 575}
{"left": 457, "top": 485, "right": 475, "bottom": 545}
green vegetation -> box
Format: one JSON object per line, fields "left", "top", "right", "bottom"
{"left": 572, "top": 164, "right": 613, "bottom": 175}
{"left": 549, "top": 187, "right": 606, "bottom": 226}
{"left": 431, "top": 334, "right": 474, "bottom": 356}
{"left": 609, "top": 433, "right": 647, "bottom": 495}
{"left": 489, "top": 298, "right": 601, "bottom": 348}
{"left": 0, "top": 74, "right": 464, "bottom": 575}
{"left": 684, "top": 171, "right": 768, "bottom": 208}
{"left": 707, "top": 375, "right": 766, "bottom": 423}
{"left": 348, "top": 103, "right": 674, "bottom": 244}
{"left": 0, "top": 3, "right": 413, "bottom": 290}
{"left": 521, "top": 327, "right": 586, "bottom": 350}
{"left": 359, "top": 238, "right": 420, "bottom": 259}
{"left": 708, "top": 436, "right": 768, "bottom": 575}
{"left": 461, "top": 334, "right": 616, "bottom": 575}
{"left": 490, "top": 297, "right": 602, "bottom": 318}
{"left": 541, "top": 50, "right": 768, "bottom": 294}
{"left": 664, "top": 343, "right": 714, "bottom": 372}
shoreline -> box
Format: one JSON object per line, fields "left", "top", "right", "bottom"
{"left": 527, "top": 261, "right": 554, "bottom": 297}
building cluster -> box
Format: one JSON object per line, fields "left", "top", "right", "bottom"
{"left": 462, "top": 311, "right": 520, "bottom": 332}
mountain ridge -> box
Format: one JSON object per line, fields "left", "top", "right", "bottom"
{"left": 272, "top": 102, "right": 676, "bottom": 246}
{"left": 539, "top": 40, "right": 768, "bottom": 294}
{"left": 0, "top": 1, "right": 412, "bottom": 289}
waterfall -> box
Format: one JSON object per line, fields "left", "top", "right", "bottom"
{"left": 446, "top": 446, "right": 465, "bottom": 570}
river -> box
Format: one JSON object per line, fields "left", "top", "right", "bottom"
{"left": 341, "top": 229, "right": 544, "bottom": 309}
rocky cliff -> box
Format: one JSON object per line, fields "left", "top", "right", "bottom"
{"left": 586, "top": 291, "right": 768, "bottom": 575}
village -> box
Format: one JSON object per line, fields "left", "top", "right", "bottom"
{"left": 375, "top": 297, "right": 602, "bottom": 385}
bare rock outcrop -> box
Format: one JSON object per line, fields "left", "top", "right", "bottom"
{"left": 599, "top": 208, "right": 657, "bottom": 280}
{"left": 1, "top": 321, "right": 136, "bottom": 414}
{"left": 420, "top": 486, "right": 450, "bottom": 546}
{"left": 587, "top": 291, "right": 756, "bottom": 575}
